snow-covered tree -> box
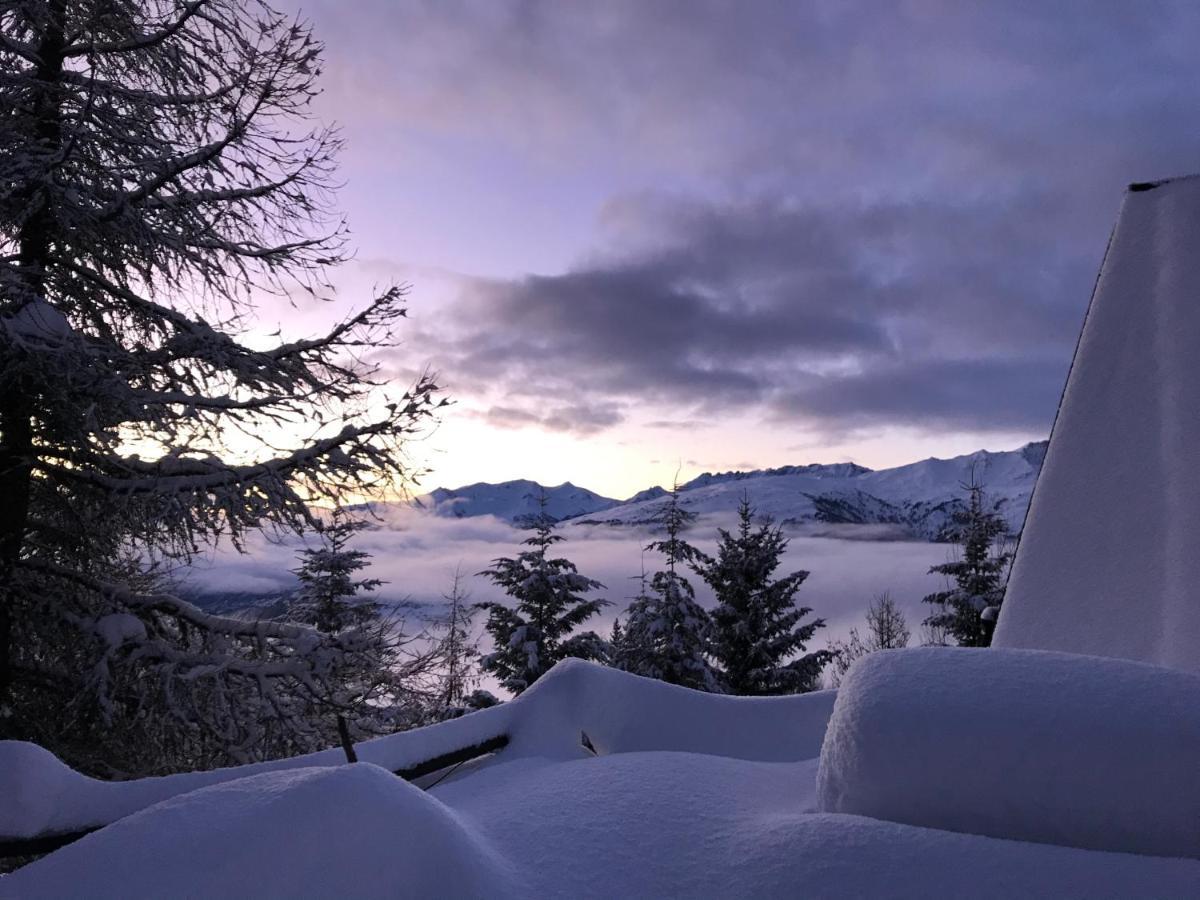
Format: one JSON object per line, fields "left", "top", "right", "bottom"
{"left": 276, "top": 510, "right": 437, "bottom": 756}
{"left": 620, "top": 485, "right": 721, "bottom": 692}
{"left": 289, "top": 510, "right": 383, "bottom": 634}
{"left": 825, "top": 591, "right": 910, "bottom": 688}
{"left": 922, "top": 477, "right": 1011, "bottom": 647}
{"left": 695, "top": 498, "right": 828, "bottom": 695}
{"left": 477, "top": 509, "right": 609, "bottom": 695}
{"left": 0, "top": 1, "right": 441, "bottom": 770}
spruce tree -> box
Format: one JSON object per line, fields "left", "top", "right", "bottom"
{"left": 620, "top": 485, "right": 721, "bottom": 692}
{"left": 695, "top": 498, "right": 828, "bottom": 695}
{"left": 922, "top": 478, "right": 1011, "bottom": 647}
{"left": 289, "top": 510, "right": 383, "bottom": 635}
{"left": 0, "top": 1, "right": 440, "bottom": 769}
{"left": 280, "top": 510, "right": 431, "bottom": 754}
{"left": 477, "top": 507, "right": 609, "bottom": 695}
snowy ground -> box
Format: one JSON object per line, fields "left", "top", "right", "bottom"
{"left": 4, "top": 655, "right": 1198, "bottom": 898}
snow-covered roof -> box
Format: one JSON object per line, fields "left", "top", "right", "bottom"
{"left": 4, "top": 655, "right": 1198, "bottom": 897}
{"left": 995, "top": 176, "right": 1200, "bottom": 674}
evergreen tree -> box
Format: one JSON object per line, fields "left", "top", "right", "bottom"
{"left": 922, "top": 477, "right": 1011, "bottom": 647}
{"left": 289, "top": 510, "right": 383, "bottom": 635}
{"left": 825, "top": 591, "right": 910, "bottom": 688}
{"left": 695, "top": 498, "right": 828, "bottom": 695}
{"left": 275, "top": 508, "right": 449, "bottom": 756}
{"left": 477, "top": 507, "right": 609, "bottom": 695}
{"left": 620, "top": 485, "right": 721, "bottom": 692}
{"left": 0, "top": 1, "right": 441, "bottom": 770}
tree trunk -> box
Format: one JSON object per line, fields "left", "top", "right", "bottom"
{"left": 0, "top": 1, "right": 66, "bottom": 734}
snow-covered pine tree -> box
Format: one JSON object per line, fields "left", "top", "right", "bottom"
{"left": 825, "top": 591, "right": 910, "bottom": 688}
{"left": 476, "top": 506, "right": 609, "bottom": 695}
{"left": 620, "top": 485, "right": 721, "bottom": 692}
{"left": 0, "top": 1, "right": 441, "bottom": 770}
{"left": 922, "top": 477, "right": 1011, "bottom": 647}
{"left": 694, "top": 497, "right": 828, "bottom": 695}
{"left": 277, "top": 509, "right": 434, "bottom": 756}
{"left": 289, "top": 509, "right": 383, "bottom": 635}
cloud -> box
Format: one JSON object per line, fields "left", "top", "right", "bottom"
{"left": 182, "top": 506, "right": 953, "bottom": 661}
{"left": 471, "top": 401, "right": 624, "bottom": 436}
{"left": 280, "top": 0, "right": 1200, "bottom": 442}
{"left": 414, "top": 193, "right": 1084, "bottom": 434}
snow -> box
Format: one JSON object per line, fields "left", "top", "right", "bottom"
{"left": 3, "top": 764, "right": 517, "bottom": 899}
{"left": 93, "top": 614, "right": 146, "bottom": 647}
{"left": 569, "top": 442, "right": 1044, "bottom": 539}
{"left": 417, "top": 479, "right": 619, "bottom": 522}
{"left": 393, "top": 442, "right": 1044, "bottom": 539}
{"left": 0, "top": 660, "right": 833, "bottom": 840}
{"left": 995, "top": 176, "right": 1200, "bottom": 674}
{"left": 2, "top": 300, "right": 73, "bottom": 344}
{"left": 6, "top": 659, "right": 1199, "bottom": 897}
{"left": 817, "top": 646, "right": 1200, "bottom": 859}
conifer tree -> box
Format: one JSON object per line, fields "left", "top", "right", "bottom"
{"left": 289, "top": 510, "right": 383, "bottom": 635}
{"left": 477, "top": 505, "right": 609, "bottom": 695}
{"left": 620, "top": 485, "right": 721, "bottom": 691}
{"left": 922, "top": 477, "right": 1011, "bottom": 647}
{"left": 0, "top": 1, "right": 441, "bottom": 768}
{"left": 278, "top": 509, "right": 433, "bottom": 754}
{"left": 695, "top": 498, "right": 828, "bottom": 695}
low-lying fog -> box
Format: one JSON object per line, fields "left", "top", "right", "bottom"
{"left": 180, "top": 508, "right": 960, "bottom": 655}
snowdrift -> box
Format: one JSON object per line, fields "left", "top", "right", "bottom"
{"left": 817, "top": 647, "right": 1200, "bottom": 859}
{"left": 995, "top": 175, "right": 1200, "bottom": 674}
{"left": 4, "top": 764, "right": 517, "bottom": 899}
{"left": 5, "top": 658, "right": 1200, "bottom": 898}
{"left": 0, "top": 660, "right": 835, "bottom": 843}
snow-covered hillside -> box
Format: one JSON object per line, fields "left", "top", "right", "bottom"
{"left": 417, "top": 479, "right": 620, "bottom": 523}
{"left": 411, "top": 443, "right": 1045, "bottom": 541}
{"left": 575, "top": 443, "right": 1046, "bottom": 540}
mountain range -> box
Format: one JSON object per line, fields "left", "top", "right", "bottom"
{"left": 417, "top": 442, "right": 1048, "bottom": 542}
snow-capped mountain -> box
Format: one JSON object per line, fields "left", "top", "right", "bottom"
{"left": 422, "top": 442, "right": 1047, "bottom": 541}
{"left": 419, "top": 479, "right": 620, "bottom": 523}
{"left": 580, "top": 442, "right": 1047, "bottom": 540}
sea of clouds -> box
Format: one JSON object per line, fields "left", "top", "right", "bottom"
{"left": 180, "top": 507, "right": 955, "bottom": 654}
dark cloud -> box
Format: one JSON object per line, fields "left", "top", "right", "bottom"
{"left": 474, "top": 402, "right": 624, "bottom": 435}
{"left": 425, "top": 192, "right": 1091, "bottom": 433}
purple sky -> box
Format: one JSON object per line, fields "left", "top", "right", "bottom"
{"left": 271, "top": 0, "right": 1200, "bottom": 498}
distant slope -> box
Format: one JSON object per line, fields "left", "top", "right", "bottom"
{"left": 571, "top": 442, "right": 1047, "bottom": 541}
{"left": 419, "top": 479, "right": 619, "bottom": 523}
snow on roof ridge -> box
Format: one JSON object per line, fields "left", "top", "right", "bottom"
{"left": 996, "top": 174, "right": 1200, "bottom": 673}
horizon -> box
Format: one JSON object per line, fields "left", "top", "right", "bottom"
{"left": 423, "top": 435, "right": 1049, "bottom": 499}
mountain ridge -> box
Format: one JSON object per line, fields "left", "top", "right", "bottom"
{"left": 416, "top": 441, "right": 1048, "bottom": 542}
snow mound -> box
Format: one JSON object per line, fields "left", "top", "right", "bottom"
{"left": 995, "top": 176, "right": 1200, "bottom": 673}
{"left": 816, "top": 647, "right": 1200, "bottom": 859}
{"left": 506, "top": 658, "right": 836, "bottom": 761}
{"left": 0, "top": 742, "right": 92, "bottom": 839}
{"left": 2, "top": 764, "right": 518, "bottom": 899}
{"left": 0, "top": 661, "right": 834, "bottom": 842}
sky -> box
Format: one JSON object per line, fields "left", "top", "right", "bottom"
{"left": 269, "top": 0, "right": 1200, "bottom": 499}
